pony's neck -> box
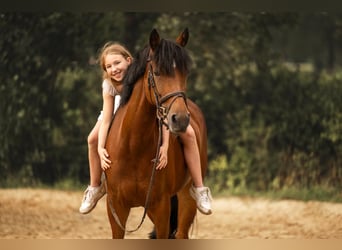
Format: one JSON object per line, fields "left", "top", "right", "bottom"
{"left": 124, "top": 77, "right": 156, "bottom": 129}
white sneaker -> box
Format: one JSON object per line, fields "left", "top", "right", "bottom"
{"left": 79, "top": 183, "right": 106, "bottom": 214}
{"left": 189, "top": 185, "right": 213, "bottom": 215}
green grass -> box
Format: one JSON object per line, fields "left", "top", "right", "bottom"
{"left": 215, "top": 185, "right": 342, "bottom": 203}
{"left": 2, "top": 176, "right": 341, "bottom": 203}
{"left": 0, "top": 176, "right": 84, "bottom": 191}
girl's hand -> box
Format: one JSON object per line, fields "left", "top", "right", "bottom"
{"left": 156, "top": 145, "right": 168, "bottom": 170}
{"left": 98, "top": 147, "right": 111, "bottom": 170}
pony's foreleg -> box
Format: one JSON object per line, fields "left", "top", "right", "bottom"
{"left": 174, "top": 184, "right": 197, "bottom": 239}
{"left": 106, "top": 196, "right": 130, "bottom": 239}
{"left": 148, "top": 195, "right": 178, "bottom": 239}
{"left": 148, "top": 196, "right": 171, "bottom": 239}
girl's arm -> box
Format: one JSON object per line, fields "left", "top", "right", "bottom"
{"left": 156, "top": 125, "right": 170, "bottom": 170}
{"left": 98, "top": 92, "right": 114, "bottom": 170}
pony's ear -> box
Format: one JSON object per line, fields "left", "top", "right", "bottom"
{"left": 150, "top": 28, "right": 161, "bottom": 51}
{"left": 176, "top": 28, "right": 189, "bottom": 47}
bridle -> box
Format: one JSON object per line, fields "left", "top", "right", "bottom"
{"left": 147, "top": 60, "right": 189, "bottom": 128}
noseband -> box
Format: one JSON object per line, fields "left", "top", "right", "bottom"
{"left": 147, "top": 62, "right": 188, "bottom": 127}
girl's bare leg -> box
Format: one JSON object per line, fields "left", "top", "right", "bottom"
{"left": 79, "top": 120, "right": 106, "bottom": 214}
{"left": 179, "top": 125, "right": 203, "bottom": 187}
{"left": 87, "top": 121, "right": 102, "bottom": 187}
{"left": 179, "top": 125, "right": 212, "bottom": 215}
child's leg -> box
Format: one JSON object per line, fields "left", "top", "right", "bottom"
{"left": 79, "top": 120, "right": 106, "bottom": 214}
{"left": 87, "top": 120, "right": 102, "bottom": 187}
{"left": 179, "top": 125, "right": 212, "bottom": 215}
{"left": 179, "top": 125, "right": 203, "bottom": 187}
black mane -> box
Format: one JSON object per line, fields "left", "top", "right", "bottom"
{"left": 153, "top": 38, "right": 192, "bottom": 76}
{"left": 120, "top": 45, "right": 149, "bottom": 105}
{"left": 120, "top": 39, "right": 192, "bottom": 106}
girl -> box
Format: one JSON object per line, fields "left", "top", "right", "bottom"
{"left": 79, "top": 42, "right": 212, "bottom": 215}
{"left": 79, "top": 42, "right": 132, "bottom": 214}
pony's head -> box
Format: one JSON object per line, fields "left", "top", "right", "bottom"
{"left": 120, "top": 28, "right": 192, "bottom": 134}
{"left": 146, "top": 28, "right": 192, "bottom": 134}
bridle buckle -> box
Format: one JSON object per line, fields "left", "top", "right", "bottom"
{"left": 157, "top": 106, "right": 168, "bottom": 121}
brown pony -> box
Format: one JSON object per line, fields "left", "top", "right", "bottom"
{"left": 104, "top": 28, "right": 208, "bottom": 239}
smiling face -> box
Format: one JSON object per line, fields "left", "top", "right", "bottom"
{"left": 104, "top": 53, "right": 132, "bottom": 83}
{"left": 99, "top": 43, "right": 133, "bottom": 92}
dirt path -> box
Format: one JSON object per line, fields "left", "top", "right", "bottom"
{"left": 0, "top": 188, "right": 341, "bottom": 239}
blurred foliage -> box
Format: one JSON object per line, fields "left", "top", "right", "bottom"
{"left": 0, "top": 12, "right": 341, "bottom": 196}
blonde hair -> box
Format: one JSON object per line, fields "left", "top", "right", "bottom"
{"left": 98, "top": 42, "right": 133, "bottom": 82}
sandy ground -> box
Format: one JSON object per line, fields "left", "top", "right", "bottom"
{"left": 0, "top": 188, "right": 341, "bottom": 239}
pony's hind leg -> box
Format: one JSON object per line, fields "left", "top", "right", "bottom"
{"left": 169, "top": 195, "right": 178, "bottom": 238}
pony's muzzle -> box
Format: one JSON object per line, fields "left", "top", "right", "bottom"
{"left": 168, "top": 112, "right": 190, "bottom": 134}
